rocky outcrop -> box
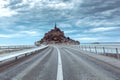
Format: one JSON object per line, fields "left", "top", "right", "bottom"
{"left": 35, "top": 24, "right": 80, "bottom": 45}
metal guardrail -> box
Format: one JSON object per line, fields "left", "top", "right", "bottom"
{"left": 70, "top": 45, "right": 120, "bottom": 59}
{"left": 0, "top": 45, "right": 35, "bottom": 49}
{"left": 0, "top": 45, "right": 48, "bottom": 64}
{"left": 0, "top": 45, "right": 36, "bottom": 54}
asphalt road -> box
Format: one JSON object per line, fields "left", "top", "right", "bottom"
{"left": 0, "top": 46, "right": 120, "bottom": 80}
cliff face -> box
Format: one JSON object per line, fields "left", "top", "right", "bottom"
{"left": 35, "top": 25, "right": 80, "bottom": 45}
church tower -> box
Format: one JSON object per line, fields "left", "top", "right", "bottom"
{"left": 54, "top": 23, "right": 57, "bottom": 29}
{"left": 54, "top": 23, "right": 60, "bottom": 31}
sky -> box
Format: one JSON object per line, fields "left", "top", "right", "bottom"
{"left": 0, "top": 0, "right": 120, "bottom": 45}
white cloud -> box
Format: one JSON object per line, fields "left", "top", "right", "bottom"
{"left": 88, "top": 21, "right": 118, "bottom": 27}
{"left": 0, "top": 30, "right": 40, "bottom": 38}
{"left": 0, "top": 8, "right": 17, "bottom": 17}
{"left": 20, "top": 31, "right": 40, "bottom": 36}
{"left": 71, "top": 34, "right": 88, "bottom": 38}
{"left": 46, "top": 1, "right": 74, "bottom": 9}
{"left": 88, "top": 27, "right": 119, "bottom": 32}
{"left": 0, "top": 34, "right": 20, "bottom": 38}
{"left": 0, "top": 0, "right": 119, "bottom": 44}
{"left": 16, "top": 26, "right": 27, "bottom": 30}
{"left": 59, "top": 23, "right": 72, "bottom": 28}
{"left": 76, "top": 20, "right": 82, "bottom": 27}
{"left": 64, "top": 30, "right": 78, "bottom": 34}
{"left": 79, "top": 37, "right": 98, "bottom": 41}
{"left": 0, "top": 0, "right": 17, "bottom": 17}
{"left": 16, "top": 0, "right": 82, "bottom": 10}
{"left": 0, "top": 0, "right": 9, "bottom": 7}
{"left": 76, "top": 17, "right": 120, "bottom": 27}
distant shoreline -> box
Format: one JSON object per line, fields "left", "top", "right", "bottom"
{"left": 81, "top": 42, "right": 120, "bottom": 44}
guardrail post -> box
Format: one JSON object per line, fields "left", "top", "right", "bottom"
{"left": 81, "top": 46, "right": 83, "bottom": 50}
{"left": 85, "top": 46, "right": 87, "bottom": 51}
{"left": 116, "top": 48, "right": 119, "bottom": 59}
{"left": 25, "top": 53, "right": 27, "bottom": 56}
{"left": 86, "top": 46, "right": 88, "bottom": 51}
{"left": 103, "top": 47, "right": 105, "bottom": 54}
{"left": 89, "top": 46, "right": 91, "bottom": 52}
{"left": 84, "top": 46, "right": 86, "bottom": 51}
{"left": 83, "top": 46, "right": 84, "bottom": 51}
{"left": 15, "top": 56, "right": 18, "bottom": 60}
{"left": 82, "top": 46, "right": 83, "bottom": 50}
{"left": 95, "top": 47, "right": 97, "bottom": 54}
{"left": 82, "top": 46, "right": 84, "bottom": 50}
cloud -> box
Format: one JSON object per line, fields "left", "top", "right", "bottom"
{"left": 0, "top": 0, "right": 17, "bottom": 17}
{"left": 64, "top": 30, "right": 78, "bottom": 34}
{"left": 0, "top": 34, "right": 20, "bottom": 38}
{"left": 46, "top": 1, "right": 73, "bottom": 9}
{"left": 59, "top": 23, "right": 72, "bottom": 28}
{"left": 0, "top": 7, "right": 17, "bottom": 17}
{"left": 20, "top": 31, "right": 40, "bottom": 36}
{"left": 0, "top": 30, "right": 40, "bottom": 38}
{"left": 87, "top": 27, "right": 119, "bottom": 32}
{"left": 77, "top": 37, "right": 99, "bottom": 41}
{"left": 0, "top": 0, "right": 9, "bottom": 6}
{"left": 0, "top": 0, "right": 120, "bottom": 44}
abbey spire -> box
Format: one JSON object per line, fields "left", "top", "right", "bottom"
{"left": 54, "top": 23, "right": 57, "bottom": 29}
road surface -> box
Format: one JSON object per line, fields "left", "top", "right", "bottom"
{"left": 0, "top": 46, "right": 120, "bottom": 80}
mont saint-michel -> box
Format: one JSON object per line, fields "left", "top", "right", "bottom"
{"left": 35, "top": 24, "right": 80, "bottom": 45}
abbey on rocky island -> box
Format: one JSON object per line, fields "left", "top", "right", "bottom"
{"left": 35, "top": 24, "right": 80, "bottom": 45}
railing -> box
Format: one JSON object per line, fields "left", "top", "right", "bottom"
{"left": 71, "top": 44, "right": 120, "bottom": 59}
{"left": 0, "top": 45, "right": 35, "bottom": 49}
{"left": 0, "top": 45, "right": 36, "bottom": 54}
{"left": 0, "top": 45, "right": 48, "bottom": 64}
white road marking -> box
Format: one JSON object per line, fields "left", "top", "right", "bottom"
{"left": 55, "top": 46, "right": 63, "bottom": 80}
